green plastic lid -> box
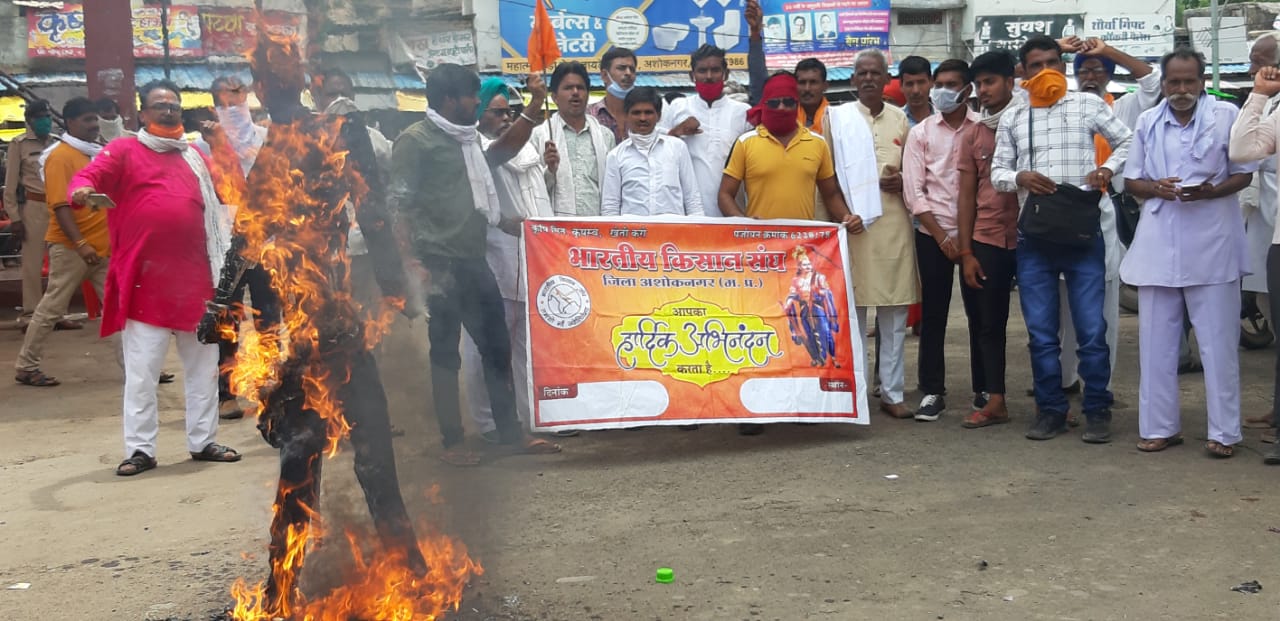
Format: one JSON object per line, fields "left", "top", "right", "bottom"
{"left": 655, "top": 567, "right": 674, "bottom": 583}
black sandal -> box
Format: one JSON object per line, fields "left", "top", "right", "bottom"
{"left": 116, "top": 451, "right": 157, "bottom": 476}
{"left": 158, "top": 371, "right": 176, "bottom": 384}
{"left": 15, "top": 369, "right": 60, "bottom": 387}
{"left": 190, "top": 443, "right": 242, "bottom": 462}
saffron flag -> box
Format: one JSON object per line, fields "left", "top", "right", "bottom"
{"left": 522, "top": 216, "right": 870, "bottom": 431}
{"left": 527, "top": 0, "right": 560, "bottom": 73}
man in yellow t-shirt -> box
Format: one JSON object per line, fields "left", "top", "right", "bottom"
{"left": 716, "top": 72, "right": 864, "bottom": 435}
{"left": 14, "top": 97, "right": 109, "bottom": 387}
{"left": 719, "top": 73, "right": 858, "bottom": 223}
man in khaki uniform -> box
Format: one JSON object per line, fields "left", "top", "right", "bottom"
{"left": 848, "top": 49, "right": 921, "bottom": 419}
{"left": 3, "top": 100, "right": 63, "bottom": 330}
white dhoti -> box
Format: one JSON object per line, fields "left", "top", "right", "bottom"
{"left": 462, "top": 299, "right": 530, "bottom": 433}
{"left": 1136, "top": 282, "right": 1242, "bottom": 445}
{"left": 121, "top": 319, "right": 220, "bottom": 458}
{"left": 857, "top": 305, "right": 909, "bottom": 405}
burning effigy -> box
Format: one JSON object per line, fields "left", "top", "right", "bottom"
{"left": 196, "top": 28, "right": 480, "bottom": 620}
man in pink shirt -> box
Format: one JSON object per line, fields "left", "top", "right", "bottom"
{"left": 70, "top": 80, "right": 241, "bottom": 476}
{"left": 902, "top": 59, "right": 980, "bottom": 423}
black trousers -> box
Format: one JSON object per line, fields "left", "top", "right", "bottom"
{"left": 422, "top": 255, "right": 522, "bottom": 448}
{"left": 267, "top": 349, "right": 424, "bottom": 609}
{"left": 959, "top": 241, "right": 1017, "bottom": 395}
{"left": 1269, "top": 245, "right": 1280, "bottom": 430}
{"left": 217, "top": 265, "right": 280, "bottom": 402}
{"left": 916, "top": 230, "right": 956, "bottom": 395}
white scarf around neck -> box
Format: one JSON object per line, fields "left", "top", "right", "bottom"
{"left": 980, "top": 102, "right": 1014, "bottom": 130}
{"left": 137, "top": 128, "right": 232, "bottom": 284}
{"left": 628, "top": 130, "right": 658, "bottom": 153}
{"left": 38, "top": 133, "right": 103, "bottom": 181}
{"left": 829, "top": 104, "right": 883, "bottom": 227}
{"left": 426, "top": 108, "right": 500, "bottom": 226}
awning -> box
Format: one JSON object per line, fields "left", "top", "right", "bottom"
{"left": 0, "top": 96, "right": 27, "bottom": 123}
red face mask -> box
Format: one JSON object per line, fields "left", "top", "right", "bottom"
{"left": 694, "top": 80, "right": 724, "bottom": 102}
{"left": 760, "top": 108, "right": 797, "bottom": 136}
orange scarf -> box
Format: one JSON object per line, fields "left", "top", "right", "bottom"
{"left": 799, "top": 98, "right": 829, "bottom": 134}
{"left": 1022, "top": 69, "right": 1069, "bottom": 109}
{"left": 146, "top": 122, "right": 185, "bottom": 140}
{"left": 1094, "top": 92, "right": 1116, "bottom": 167}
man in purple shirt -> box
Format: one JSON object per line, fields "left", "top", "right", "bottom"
{"left": 1122, "top": 48, "right": 1255, "bottom": 458}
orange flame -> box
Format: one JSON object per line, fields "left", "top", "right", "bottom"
{"left": 222, "top": 31, "right": 478, "bottom": 619}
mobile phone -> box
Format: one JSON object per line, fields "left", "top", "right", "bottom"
{"left": 85, "top": 193, "right": 116, "bottom": 209}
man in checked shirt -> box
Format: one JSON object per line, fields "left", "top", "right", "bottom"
{"left": 991, "top": 35, "right": 1132, "bottom": 444}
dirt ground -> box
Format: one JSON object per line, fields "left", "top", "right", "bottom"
{"left": 2, "top": 284, "right": 1280, "bottom": 621}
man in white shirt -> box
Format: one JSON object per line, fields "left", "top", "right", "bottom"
{"left": 530, "top": 62, "right": 615, "bottom": 217}
{"left": 657, "top": 44, "right": 752, "bottom": 216}
{"left": 602, "top": 87, "right": 701, "bottom": 217}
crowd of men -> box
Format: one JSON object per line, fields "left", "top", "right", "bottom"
{"left": 7, "top": 14, "right": 1280, "bottom": 471}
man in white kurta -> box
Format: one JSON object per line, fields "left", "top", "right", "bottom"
{"left": 657, "top": 46, "right": 752, "bottom": 217}
{"left": 1121, "top": 54, "right": 1255, "bottom": 456}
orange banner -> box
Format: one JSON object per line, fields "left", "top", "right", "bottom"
{"left": 524, "top": 217, "right": 869, "bottom": 430}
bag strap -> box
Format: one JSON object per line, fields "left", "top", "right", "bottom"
{"left": 1026, "top": 106, "right": 1034, "bottom": 173}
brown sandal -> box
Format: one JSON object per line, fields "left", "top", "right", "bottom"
{"left": 15, "top": 369, "right": 60, "bottom": 387}
{"left": 190, "top": 443, "right": 241, "bottom": 462}
{"left": 116, "top": 451, "right": 157, "bottom": 476}
{"left": 1205, "top": 440, "right": 1234, "bottom": 458}
{"left": 1137, "top": 435, "right": 1183, "bottom": 452}
{"left": 962, "top": 409, "right": 1010, "bottom": 428}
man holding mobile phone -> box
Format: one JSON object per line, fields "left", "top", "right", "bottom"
{"left": 1124, "top": 48, "right": 1255, "bottom": 458}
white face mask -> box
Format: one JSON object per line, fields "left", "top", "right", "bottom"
{"left": 929, "top": 86, "right": 968, "bottom": 114}
{"left": 629, "top": 130, "right": 657, "bottom": 152}
{"left": 99, "top": 116, "right": 126, "bottom": 141}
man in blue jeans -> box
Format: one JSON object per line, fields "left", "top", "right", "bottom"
{"left": 991, "top": 35, "right": 1132, "bottom": 442}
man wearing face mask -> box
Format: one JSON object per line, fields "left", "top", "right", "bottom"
{"left": 589, "top": 47, "right": 637, "bottom": 143}
{"left": 70, "top": 80, "right": 239, "bottom": 476}
{"left": 95, "top": 97, "right": 132, "bottom": 142}
{"left": 658, "top": 45, "right": 752, "bottom": 217}
{"left": 991, "top": 35, "right": 1131, "bottom": 443}
{"left": 1123, "top": 48, "right": 1254, "bottom": 458}
{"left": 4, "top": 100, "right": 68, "bottom": 331}
{"left": 902, "top": 59, "right": 980, "bottom": 423}
{"left": 14, "top": 97, "right": 107, "bottom": 388}
{"left": 208, "top": 76, "right": 266, "bottom": 177}
{"left": 601, "top": 87, "right": 701, "bottom": 217}
{"left": 719, "top": 71, "right": 867, "bottom": 435}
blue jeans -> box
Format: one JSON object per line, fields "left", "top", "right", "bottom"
{"left": 1017, "top": 234, "right": 1114, "bottom": 418}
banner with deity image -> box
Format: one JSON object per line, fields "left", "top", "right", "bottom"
{"left": 759, "top": 0, "right": 891, "bottom": 69}
{"left": 523, "top": 217, "right": 869, "bottom": 431}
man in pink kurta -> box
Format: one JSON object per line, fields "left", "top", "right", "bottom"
{"left": 70, "top": 80, "right": 241, "bottom": 476}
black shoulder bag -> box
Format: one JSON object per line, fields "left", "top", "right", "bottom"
{"left": 1016, "top": 106, "right": 1103, "bottom": 248}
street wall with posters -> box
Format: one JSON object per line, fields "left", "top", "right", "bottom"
{"left": 200, "top": 8, "right": 306, "bottom": 60}
{"left": 28, "top": 4, "right": 205, "bottom": 59}
{"left": 759, "top": 0, "right": 891, "bottom": 69}
{"left": 523, "top": 217, "right": 869, "bottom": 431}
{"left": 498, "top": 0, "right": 752, "bottom": 74}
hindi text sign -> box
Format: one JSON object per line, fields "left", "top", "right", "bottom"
{"left": 523, "top": 217, "right": 869, "bottom": 431}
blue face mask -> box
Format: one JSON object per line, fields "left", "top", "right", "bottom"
{"left": 606, "top": 82, "right": 633, "bottom": 99}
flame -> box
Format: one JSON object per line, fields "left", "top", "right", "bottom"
{"left": 222, "top": 30, "right": 478, "bottom": 619}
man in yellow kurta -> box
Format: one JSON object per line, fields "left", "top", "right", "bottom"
{"left": 848, "top": 49, "right": 921, "bottom": 419}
